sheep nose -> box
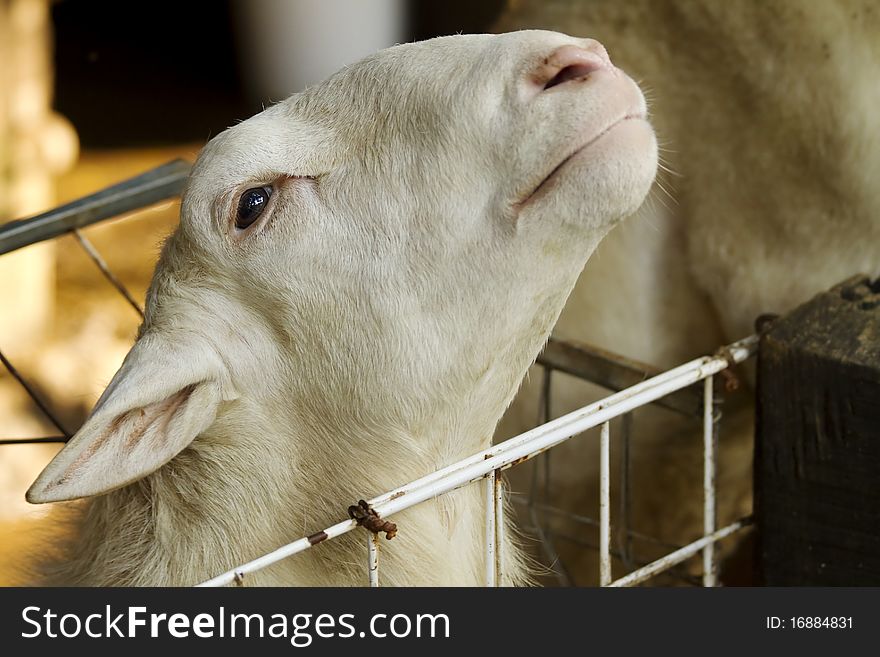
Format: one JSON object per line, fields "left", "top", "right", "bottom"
{"left": 532, "top": 41, "right": 613, "bottom": 92}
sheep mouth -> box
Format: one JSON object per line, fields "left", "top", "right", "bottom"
{"left": 517, "top": 113, "right": 646, "bottom": 209}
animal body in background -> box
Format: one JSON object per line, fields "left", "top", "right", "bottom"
{"left": 496, "top": 0, "right": 880, "bottom": 583}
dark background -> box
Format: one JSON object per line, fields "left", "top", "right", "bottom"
{"left": 52, "top": 0, "right": 505, "bottom": 147}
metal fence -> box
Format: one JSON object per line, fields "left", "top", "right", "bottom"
{"left": 0, "top": 162, "right": 756, "bottom": 587}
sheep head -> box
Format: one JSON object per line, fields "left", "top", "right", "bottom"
{"left": 28, "top": 30, "right": 657, "bottom": 503}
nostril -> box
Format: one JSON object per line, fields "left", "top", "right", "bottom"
{"left": 531, "top": 44, "right": 612, "bottom": 94}
{"left": 543, "top": 62, "right": 602, "bottom": 90}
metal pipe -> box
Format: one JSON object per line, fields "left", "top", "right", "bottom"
{"left": 608, "top": 517, "right": 751, "bottom": 587}
{"left": 617, "top": 412, "right": 634, "bottom": 569}
{"left": 0, "top": 159, "right": 190, "bottom": 256}
{"left": 703, "top": 376, "right": 717, "bottom": 587}
{"left": 494, "top": 469, "right": 504, "bottom": 586}
{"left": 485, "top": 471, "right": 497, "bottom": 587}
{"left": 72, "top": 229, "right": 144, "bottom": 318}
{"left": 197, "top": 518, "right": 357, "bottom": 587}
{"left": 368, "top": 533, "right": 380, "bottom": 587}
{"left": 374, "top": 337, "right": 757, "bottom": 520}
{"left": 547, "top": 530, "right": 704, "bottom": 587}
{"left": 0, "top": 349, "right": 70, "bottom": 438}
{"left": 198, "top": 336, "right": 757, "bottom": 587}
{"left": 537, "top": 337, "right": 704, "bottom": 417}
{"left": 510, "top": 497, "right": 684, "bottom": 551}
{"left": 0, "top": 436, "right": 68, "bottom": 446}
{"left": 599, "top": 421, "right": 611, "bottom": 586}
{"left": 369, "top": 335, "right": 758, "bottom": 511}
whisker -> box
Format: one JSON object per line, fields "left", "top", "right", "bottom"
{"left": 654, "top": 179, "right": 679, "bottom": 205}
{"left": 648, "top": 188, "right": 674, "bottom": 214}
{"left": 639, "top": 199, "right": 662, "bottom": 233}
{"left": 656, "top": 156, "right": 682, "bottom": 178}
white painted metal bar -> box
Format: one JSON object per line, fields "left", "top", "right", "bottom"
{"left": 368, "top": 533, "right": 380, "bottom": 587}
{"left": 368, "top": 335, "right": 757, "bottom": 510}
{"left": 494, "top": 469, "right": 504, "bottom": 585}
{"left": 599, "top": 421, "right": 612, "bottom": 586}
{"left": 617, "top": 412, "right": 634, "bottom": 569}
{"left": 703, "top": 376, "right": 717, "bottom": 587}
{"left": 373, "top": 340, "right": 757, "bottom": 521}
{"left": 608, "top": 517, "right": 751, "bottom": 587}
{"left": 199, "top": 336, "right": 757, "bottom": 587}
{"left": 485, "top": 471, "right": 497, "bottom": 587}
{"left": 197, "top": 518, "right": 357, "bottom": 586}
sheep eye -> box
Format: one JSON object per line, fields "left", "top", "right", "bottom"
{"left": 235, "top": 186, "right": 273, "bottom": 229}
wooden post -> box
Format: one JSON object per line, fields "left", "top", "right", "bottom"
{"left": 755, "top": 275, "right": 880, "bottom": 585}
{"left": 0, "top": 0, "right": 78, "bottom": 352}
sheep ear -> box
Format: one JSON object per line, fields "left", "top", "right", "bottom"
{"left": 26, "top": 334, "right": 228, "bottom": 504}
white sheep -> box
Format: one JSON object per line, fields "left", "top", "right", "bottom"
{"left": 25, "top": 30, "right": 657, "bottom": 586}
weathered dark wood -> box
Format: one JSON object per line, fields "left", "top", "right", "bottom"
{"left": 755, "top": 275, "right": 880, "bottom": 585}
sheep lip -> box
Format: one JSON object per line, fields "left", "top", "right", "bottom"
{"left": 518, "top": 113, "right": 647, "bottom": 208}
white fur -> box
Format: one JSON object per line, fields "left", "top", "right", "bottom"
{"left": 26, "top": 31, "right": 657, "bottom": 586}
